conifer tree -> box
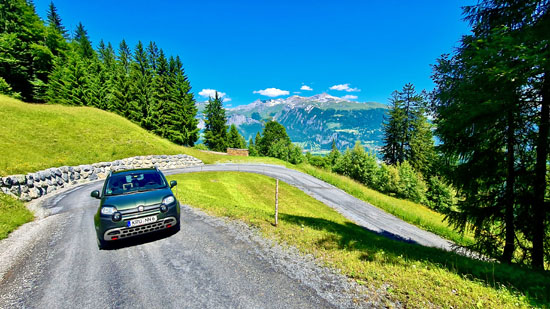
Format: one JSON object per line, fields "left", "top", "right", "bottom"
{"left": 227, "top": 124, "right": 246, "bottom": 148}
{"left": 381, "top": 83, "right": 435, "bottom": 175}
{"left": 130, "top": 41, "right": 154, "bottom": 127}
{"left": 0, "top": 0, "right": 52, "bottom": 101}
{"left": 203, "top": 92, "right": 227, "bottom": 152}
{"left": 111, "top": 40, "right": 137, "bottom": 118}
{"left": 73, "top": 22, "right": 94, "bottom": 59}
{"left": 166, "top": 55, "right": 199, "bottom": 146}
{"left": 248, "top": 138, "right": 258, "bottom": 156}
{"left": 46, "top": 2, "right": 68, "bottom": 39}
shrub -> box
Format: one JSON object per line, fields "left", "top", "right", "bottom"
{"left": 333, "top": 141, "right": 379, "bottom": 188}
{"left": 376, "top": 163, "right": 400, "bottom": 194}
{"left": 396, "top": 161, "right": 427, "bottom": 203}
{"left": 193, "top": 143, "right": 209, "bottom": 151}
{"left": 306, "top": 153, "right": 330, "bottom": 169}
{"left": 425, "top": 176, "right": 455, "bottom": 211}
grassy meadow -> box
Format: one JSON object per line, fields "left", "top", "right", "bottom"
{"left": 168, "top": 171, "right": 549, "bottom": 308}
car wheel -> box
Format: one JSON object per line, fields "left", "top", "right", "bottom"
{"left": 97, "top": 237, "right": 110, "bottom": 250}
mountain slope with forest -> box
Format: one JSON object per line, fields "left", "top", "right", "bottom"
{"left": 199, "top": 93, "right": 389, "bottom": 153}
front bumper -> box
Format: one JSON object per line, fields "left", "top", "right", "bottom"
{"left": 95, "top": 201, "right": 180, "bottom": 241}
{"left": 102, "top": 216, "right": 177, "bottom": 241}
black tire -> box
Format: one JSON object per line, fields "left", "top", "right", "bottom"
{"left": 97, "top": 237, "right": 110, "bottom": 250}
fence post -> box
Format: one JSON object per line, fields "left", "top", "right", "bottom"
{"left": 275, "top": 179, "right": 279, "bottom": 227}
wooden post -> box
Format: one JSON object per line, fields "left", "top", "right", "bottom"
{"left": 275, "top": 179, "right": 279, "bottom": 227}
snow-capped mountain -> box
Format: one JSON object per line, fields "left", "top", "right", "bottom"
{"left": 223, "top": 93, "right": 389, "bottom": 153}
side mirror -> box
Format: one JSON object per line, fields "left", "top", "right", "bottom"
{"left": 170, "top": 180, "right": 177, "bottom": 188}
{"left": 91, "top": 190, "right": 101, "bottom": 199}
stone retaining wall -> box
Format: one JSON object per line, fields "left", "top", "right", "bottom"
{"left": 0, "top": 154, "right": 203, "bottom": 202}
{"left": 226, "top": 148, "right": 249, "bottom": 156}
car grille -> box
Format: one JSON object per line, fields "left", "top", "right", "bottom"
{"left": 104, "top": 217, "right": 177, "bottom": 241}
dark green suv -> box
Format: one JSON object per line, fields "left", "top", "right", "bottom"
{"left": 91, "top": 168, "right": 180, "bottom": 249}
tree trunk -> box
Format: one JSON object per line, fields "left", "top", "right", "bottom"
{"left": 532, "top": 72, "right": 549, "bottom": 270}
{"left": 502, "top": 106, "right": 516, "bottom": 264}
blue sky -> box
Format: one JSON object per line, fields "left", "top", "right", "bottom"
{"left": 35, "top": 0, "right": 473, "bottom": 107}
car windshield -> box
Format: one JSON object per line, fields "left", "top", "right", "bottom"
{"left": 104, "top": 171, "right": 167, "bottom": 196}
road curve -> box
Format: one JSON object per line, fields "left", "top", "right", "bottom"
{"left": 1, "top": 180, "right": 358, "bottom": 308}
{"left": 0, "top": 162, "right": 451, "bottom": 308}
{"left": 167, "top": 164, "right": 454, "bottom": 251}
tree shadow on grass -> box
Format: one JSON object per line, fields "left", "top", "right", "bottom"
{"left": 279, "top": 213, "right": 550, "bottom": 306}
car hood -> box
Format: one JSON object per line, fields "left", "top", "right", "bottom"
{"left": 101, "top": 188, "right": 172, "bottom": 210}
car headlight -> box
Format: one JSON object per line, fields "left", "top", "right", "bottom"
{"left": 112, "top": 212, "right": 122, "bottom": 222}
{"left": 162, "top": 196, "right": 175, "bottom": 205}
{"left": 101, "top": 206, "right": 117, "bottom": 215}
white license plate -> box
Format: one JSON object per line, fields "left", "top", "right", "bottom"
{"left": 127, "top": 215, "right": 157, "bottom": 227}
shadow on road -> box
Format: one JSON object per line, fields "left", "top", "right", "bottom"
{"left": 100, "top": 226, "right": 180, "bottom": 251}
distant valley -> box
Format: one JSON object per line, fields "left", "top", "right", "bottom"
{"left": 198, "top": 93, "right": 389, "bottom": 154}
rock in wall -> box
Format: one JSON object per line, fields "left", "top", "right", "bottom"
{"left": 0, "top": 154, "right": 203, "bottom": 202}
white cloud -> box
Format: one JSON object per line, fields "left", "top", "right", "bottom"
{"left": 342, "top": 95, "right": 358, "bottom": 100}
{"left": 199, "top": 88, "right": 227, "bottom": 99}
{"left": 253, "top": 88, "right": 289, "bottom": 97}
{"left": 329, "top": 84, "right": 360, "bottom": 92}
{"left": 300, "top": 85, "right": 313, "bottom": 91}
{"left": 199, "top": 88, "right": 231, "bottom": 102}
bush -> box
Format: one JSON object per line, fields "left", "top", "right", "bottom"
{"left": 0, "top": 77, "right": 22, "bottom": 100}
{"left": 376, "top": 163, "right": 400, "bottom": 194}
{"left": 267, "top": 140, "right": 304, "bottom": 164}
{"left": 396, "top": 161, "right": 427, "bottom": 203}
{"left": 425, "top": 176, "right": 455, "bottom": 211}
{"left": 306, "top": 153, "right": 330, "bottom": 169}
{"left": 193, "top": 143, "right": 209, "bottom": 151}
{"left": 333, "top": 141, "right": 379, "bottom": 188}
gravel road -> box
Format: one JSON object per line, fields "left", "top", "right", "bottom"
{"left": 0, "top": 163, "right": 454, "bottom": 308}
{"left": 167, "top": 164, "right": 454, "bottom": 250}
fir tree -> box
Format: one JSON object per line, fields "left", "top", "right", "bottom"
{"left": 381, "top": 83, "right": 435, "bottom": 175}
{"left": 73, "top": 22, "right": 94, "bottom": 59}
{"left": 203, "top": 92, "right": 227, "bottom": 152}
{"left": 111, "top": 40, "right": 137, "bottom": 118}
{"left": 248, "top": 137, "right": 258, "bottom": 156}
{"left": 130, "top": 41, "right": 154, "bottom": 127}
{"left": 171, "top": 55, "right": 199, "bottom": 146}
{"left": 227, "top": 124, "right": 246, "bottom": 148}
{"left": 46, "top": 2, "right": 68, "bottom": 39}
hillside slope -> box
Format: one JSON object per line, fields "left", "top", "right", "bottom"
{"left": 0, "top": 95, "right": 191, "bottom": 176}
{"left": 0, "top": 95, "right": 282, "bottom": 176}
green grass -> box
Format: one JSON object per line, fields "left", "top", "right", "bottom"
{"left": 0, "top": 95, "right": 474, "bottom": 247}
{"left": 295, "top": 164, "right": 476, "bottom": 247}
{"left": 0, "top": 193, "right": 34, "bottom": 240}
{"left": 169, "top": 171, "right": 550, "bottom": 308}
{"left": 0, "top": 95, "right": 282, "bottom": 176}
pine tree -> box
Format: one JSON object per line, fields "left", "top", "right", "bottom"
{"left": 151, "top": 49, "right": 170, "bottom": 138}
{"left": 130, "top": 41, "right": 154, "bottom": 127}
{"left": 255, "top": 132, "right": 262, "bottom": 147}
{"left": 111, "top": 40, "right": 137, "bottom": 118}
{"left": 73, "top": 22, "right": 94, "bottom": 59}
{"left": 327, "top": 139, "right": 341, "bottom": 167}
{"left": 248, "top": 137, "right": 258, "bottom": 156}
{"left": 227, "top": 124, "right": 246, "bottom": 148}
{"left": 0, "top": 0, "right": 52, "bottom": 101}
{"left": 171, "top": 55, "right": 199, "bottom": 146}
{"left": 203, "top": 92, "right": 227, "bottom": 152}
{"left": 46, "top": 1, "right": 68, "bottom": 39}
{"left": 431, "top": 3, "right": 545, "bottom": 264}
{"left": 381, "top": 83, "right": 435, "bottom": 175}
